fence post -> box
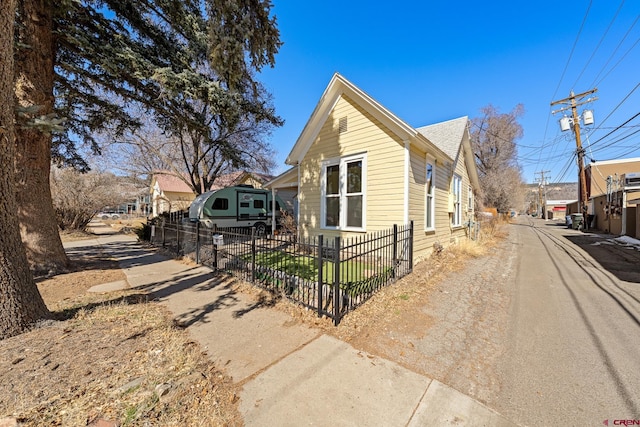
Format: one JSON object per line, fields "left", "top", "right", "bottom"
{"left": 317, "top": 234, "right": 323, "bottom": 318}
{"left": 251, "top": 226, "right": 256, "bottom": 283}
{"left": 195, "top": 221, "right": 200, "bottom": 264}
{"left": 409, "top": 220, "right": 414, "bottom": 272}
{"left": 212, "top": 233, "right": 218, "bottom": 271}
{"left": 161, "top": 218, "right": 166, "bottom": 247}
{"left": 392, "top": 224, "right": 398, "bottom": 278}
{"left": 176, "top": 221, "right": 180, "bottom": 256}
{"left": 333, "top": 236, "right": 341, "bottom": 326}
{"left": 212, "top": 224, "right": 218, "bottom": 270}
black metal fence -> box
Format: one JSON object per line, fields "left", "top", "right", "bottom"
{"left": 149, "top": 219, "right": 414, "bottom": 325}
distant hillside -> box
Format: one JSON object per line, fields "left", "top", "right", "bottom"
{"left": 525, "top": 182, "right": 578, "bottom": 206}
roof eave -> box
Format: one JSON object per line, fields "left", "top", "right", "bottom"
{"left": 286, "top": 73, "right": 417, "bottom": 165}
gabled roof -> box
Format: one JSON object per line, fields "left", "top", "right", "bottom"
{"left": 417, "top": 116, "right": 481, "bottom": 190}
{"left": 209, "top": 171, "right": 274, "bottom": 191}
{"left": 209, "top": 171, "right": 245, "bottom": 191}
{"left": 286, "top": 73, "right": 419, "bottom": 165}
{"left": 416, "top": 116, "right": 469, "bottom": 161}
{"left": 264, "top": 167, "right": 298, "bottom": 189}
{"left": 152, "top": 171, "right": 193, "bottom": 193}
{"left": 283, "top": 73, "right": 480, "bottom": 190}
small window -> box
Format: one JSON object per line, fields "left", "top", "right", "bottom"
{"left": 425, "top": 161, "right": 435, "bottom": 230}
{"left": 452, "top": 174, "right": 462, "bottom": 227}
{"left": 240, "top": 202, "right": 250, "bottom": 208}
{"left": 254, "top": 200, "right": 264, "bottom": 209}
{"left": 212, "top": 198, "right": 229, "bottom": 210}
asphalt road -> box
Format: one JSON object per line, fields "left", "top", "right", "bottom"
{"left": 492, "top": 216, "right": 640, "bottom": 426}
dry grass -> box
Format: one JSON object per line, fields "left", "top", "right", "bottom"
{"left": 448, "top": 238, "right": 488, "bottom": 258}
{"left": 0, "top": 298, "right": 241, "bottom": 426}
{"left": 1, "top": 227, "right": 241, "bottom": 427}
{"left": 103, "top": 217, "right": 147, "bottom": 233}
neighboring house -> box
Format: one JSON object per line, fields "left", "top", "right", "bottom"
{"left": 266, "top": 73, "right": 480, "bottom": 260}
{"left": 209, "top": 170, "right": 274, "bottom": 191}
{"left": 150, "top": 172, "right": 196, "bottom": 217}
{"left": 150, "top": 170, "right": 277, "bottom": 217}
{"left": 585, "top": 158, "right": 640, "bottom": 237}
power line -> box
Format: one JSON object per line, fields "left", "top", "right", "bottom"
{"left": 571, "top": 0, "right": 626, "bottom": 89}
{"left": 594, "top": 36, "right": 640, "bottom": 87}
{"left": 589, "top": 127, "right": 640, "bottom": 155}
{"left": 588, "top": 111, "right": 640, "bottom": 147}
{"left": 554, "top": 153, "right": 577, "bottom": 184}
{"left": 589, "top": 13, "right": 640, "bottom": 88}
{"left": 551, "top": 0, "right": 593, "bottom": 101}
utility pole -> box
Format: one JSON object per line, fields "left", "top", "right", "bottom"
{"left": 551, "top": 89, "right": 598, "bottom": 229}
{"left": 535, "top": 170, "right": 550, "bottom": 219}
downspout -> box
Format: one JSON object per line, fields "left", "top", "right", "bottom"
{"left": 404, "top": 139, "right": 410, "bottom": 225}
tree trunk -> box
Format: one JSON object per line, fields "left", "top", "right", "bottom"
{"left": 1, "top": 0, "right": 52, "bottom": 340}
{"left": 14, "top": 0, "right": 69, "bottom": 274}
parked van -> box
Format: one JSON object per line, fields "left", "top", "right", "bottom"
{"left": 188, "top": 185, "right": 285, "bottom": 234}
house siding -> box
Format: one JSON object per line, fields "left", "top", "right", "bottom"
{"left": 297, "top": 96, "right": 475, "bottom": 261}
{"left": 406, "top": 143, "right": 475, "bottom": 261}
{"left": 298, "top": 95, "right": 405, "bottom": 239}
{"left": 289, "top": 75, "right": 480, "bottom": 264}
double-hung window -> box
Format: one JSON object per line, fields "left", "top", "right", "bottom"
{"left": 425, "top": 160, "right": 435, "bottom": 230}
{"left": 322, "top": 154, "right": 366, "bottom": 231}
{"left": 452, "top": 174, "right": 462, "bottom": 227}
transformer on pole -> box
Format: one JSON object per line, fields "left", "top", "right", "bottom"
{"left": 551, "top": 89, "right": 598, "bottom": 230}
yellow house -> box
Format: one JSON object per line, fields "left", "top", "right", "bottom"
{"left": 150, "top": 172, "right": 196, "bottom": 216}
{"left": 268, "top": 73, "right": 480, "bottom": 260}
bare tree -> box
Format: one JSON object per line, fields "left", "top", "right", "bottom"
{"left": 50, "top": 168, "right": 142, "bottom": 231}
{"left": 102, "top": 106, "right": 277, "bottom": 194}
{"left": 471, "top": 104, "right": 526, "bottom": 212}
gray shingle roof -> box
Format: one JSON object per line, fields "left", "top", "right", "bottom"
{"left": 416, "top": 116, "right": 469, "bottom": 160}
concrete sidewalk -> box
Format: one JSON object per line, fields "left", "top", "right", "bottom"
{"left": 68, "top": 230, "right": 519, "bottom": 426}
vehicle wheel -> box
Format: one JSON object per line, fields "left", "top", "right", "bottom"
{"left": 254, "top": 222, "right": 267, "bottom": 236}
{"left": 101, "top": 214, "right": 109, "bottom": 220}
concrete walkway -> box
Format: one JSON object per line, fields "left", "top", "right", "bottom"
{"left": 70, "top": 225, "right": 519, "bottom": 426}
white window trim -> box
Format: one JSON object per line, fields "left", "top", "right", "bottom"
{"left": 320, "top": 153, "right": 367, "bottom": 232}
{"left": 452, "top": 174, "right": 462, "bottom": 227}
{"left": 424, "top": 156, "right": 436, "bottom": 232}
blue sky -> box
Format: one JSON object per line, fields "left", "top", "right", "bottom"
{"left": 258, "top": 1, "right": 640, "bottom": 184}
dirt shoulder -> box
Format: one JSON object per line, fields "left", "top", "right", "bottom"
{"left": 333, "top": 231, "right": 515, "bottom": 406}
{"left": 0, "top": 228, "right": 241, "bottom": 426}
